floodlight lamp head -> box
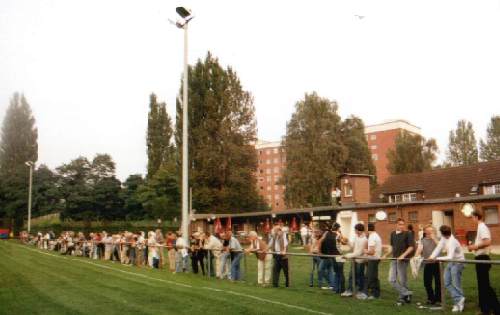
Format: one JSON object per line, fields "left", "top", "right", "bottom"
{"left": 25, "top": 161, "right": 33, "bottom": 167}
{"left": 176, "top": 7, "right": 192, "bottom": 19}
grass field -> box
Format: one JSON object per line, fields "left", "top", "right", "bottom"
{"left": 1, "top": 240, "right": 499, "bottom": 315}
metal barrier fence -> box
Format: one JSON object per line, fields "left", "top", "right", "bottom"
{"left": 20, "top": 238, "right": 500, "bottom": 310}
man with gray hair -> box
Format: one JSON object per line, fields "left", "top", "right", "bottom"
{"left": 246, "top": 231, "right": 272, "bottom": 286}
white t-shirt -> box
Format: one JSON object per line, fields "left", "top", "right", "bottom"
{"left": 300, "top": 226, "right": 308, "bottom": 236}
{"left": 475, "top": 222, "right": 491, "bottom": 256}
{"left": 368, "top": 232, "right": 382, "bottom": 258}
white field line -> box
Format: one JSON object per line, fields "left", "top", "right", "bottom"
{"left": 20, "top": 245, "right": 332, "bottom": 315}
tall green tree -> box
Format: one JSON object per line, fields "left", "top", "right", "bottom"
{"left": 57, "top": 157, "right": 93, "bottom": 220}
{"left": 147, "top": 93, "right": 173, "bottom": 179}
{"left": 175, "top": 52, "right": 265, "bottom": 213}
{"left": 121, "top": 174, "right": 146, "bottom": 220}
{"left": 479, "top": 115, "right": 500, "bottom": 161}
{"left": 341, "top": 115, "right": 376, "bottom": 179}
{"left": 447, "top": 119, "right": 478, "bottom": 166}
{"left": 387, "top": 130, "right": 438, "bottom": 174}
{"left": 90, "top": 154, "right": 123, "bottom": 220}
{"left": 137, "top": 160, "right": 180, "bottom": 220}
{"left": 282, "top": 92, "right": 347, "bottom": 208}
{"left": 0, "top": 93, "right": 38, "bottom": 230}
{"left": 32, "top": 164, "right": 64, "bottom": 217}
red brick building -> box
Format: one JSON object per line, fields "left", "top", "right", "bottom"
{"left": 365, "top": 119, "right": 421, "bottom": 184}
{"left": 255, "top": 140, "right": 286, "bottom": 211}
{"left": 195, "top": 161, "right": 500, "bottom": 248}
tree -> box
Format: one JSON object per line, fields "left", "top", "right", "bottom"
{"left": 0, "top": 92, "right": 38, "bottom": 176}
{"left": 32, "top": 164, "right": 64, "bottom": 217}
{"left": 479, "top": 116, "right": 500, "bottom": 161}
{"left": 121, "top": 174, "right": 146, "bottom": 220}
{"left": 387, "top": 131, "right": 438, "bottom": 174}
{"left": 282, "top": 92, "right": 347, "bottom": 208}
{"left": 175, "top": 52, "right": 265, "bottom": 213}
{"left": 147, "top": 93, "right": 174, "bottom": 179}
{"left": 137, "top": 160, "right": 180, "bottom": 220}
{"left": 447, "top": 120, "right": 478, "bottom": 166}
{"left": 341, "top": 116, "right": 376, "bottom": 180}
{"left": 0, "top": 93, "right": 38, "bottom": 231}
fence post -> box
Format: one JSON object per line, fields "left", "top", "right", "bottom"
{"left": 439, "top": 261, "right": 446, "bottom": 308}
{"left": 352, "top": 258, "right": 357, "bottom": 295}
{"left": 243, "top": 251, "right": 247, "bottom": 281}
{"left": 207, "top": 250, "right": 211, "bottom": 279}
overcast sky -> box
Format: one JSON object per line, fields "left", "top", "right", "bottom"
{"left": 1, "top": 0, "right": 499, "bottom": 180}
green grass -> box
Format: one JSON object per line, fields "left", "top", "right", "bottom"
{"left": 0, "top": 241, "right": 498, "bottom": 315}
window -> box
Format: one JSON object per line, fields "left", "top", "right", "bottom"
{"left": 371, "top": 145, "right": 377, "bottom": 150}
{"left": 266, "top": 159, "right": 271, "bottom": 164}
{"left": 273, "top": 158, "right": 279, "bottom": 164}
{"left": 266, "top": 150, "right": 271, "bottom": 155}
{"left": 484, "top": 207, "right": 499, "bottom": 225}
{"left": 394, "top": 195, "right": 401, "bottom": 202}
{"left": 344, "top": 183, "right": 353, "bottom": 197}
{"left": 273, "top": 148, "right": 278, "bottom": 154}
{"left": 388, "top": 212, "right": 397, "bottom": 223}
{"left": 409, "top": 193, "right": 417, "bottom": 201}
{"left": 267, "top": 186, "right": 271, "bottom": 191}
{"left": 260, "top": 186, "right": 264, "bottom": 190}
{"left": 266, "top": 169, "right": 271, "bottom": 174}
{"left": 372, "top": 154, "right": 378, "bottom": 161}
{"left": 259, "top": 169, "right": 263, "bottom": 174}
{"left": 275, "top": 194, "right": 280, "bottom": 200}
{"left": 484, "top": 184, "right": 500, "bottom": 195}
{"left": 266, "top": 176, "right": 272, "bottom": 182}
{"left": 274, "top": 184, "right": 279, "bottom": 190}
{"left": 368, "top": 214, "right": 376, "bottom": 223}
{"left": 275, "top": 202, "right": 279, "bottom": 206}
{"left": 274, "top": 167, "right": 280, "bottom": 174}
{"left": 267, "top": 195, "right": 272, "bottom": 200}
{"left": 370, "top": 134, "right": 377, "bottom": 140}
{"left": 409, "top": 211, "right": 418, "bottom": 223}
{"left": 259, "top": 177, "right": 264, "bottom": 182}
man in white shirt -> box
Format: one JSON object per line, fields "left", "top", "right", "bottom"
{"left": 300, "top": 224, "right": 310, "bottom": 246}
{"left": 341, "top": 223, "right": 368, "bottom": 298}
{"left": 363, "top": 223, "right": 382, "bottom": 299}
{"left": 203, "top": 232, "right": 223, "bottom": 278}
{"left": 174, "top": 232, "right": 189, "bottom": 273}
{"left": 246, "top": 231, "right": 272, "bottom": 285}
{"left": 268, "top": 225, "right": 289, "bottom": 287}
{"left": 429, "top": 225, "right": 465, "bottom": 313}
{"left": 467, "top": 211, "right": 500, "bottom": 315}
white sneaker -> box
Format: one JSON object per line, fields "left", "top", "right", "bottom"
{"left": 356, "top": 293, "right": 368, "bottom": 300}
{"left": 341, "top": 291, "right": 353, "bottom": 297}
{"left": 458, "top": 297, "right": 465, "bottom": 312}
{"left": 451, "top": 304, "right": 460, "bottom": 313}
{"left": 321, "top": 286, "right": 330, "bottom": 290}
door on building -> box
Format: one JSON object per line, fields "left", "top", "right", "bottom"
{"left": 432, "top": 210, "right": 455, "bottom": 236}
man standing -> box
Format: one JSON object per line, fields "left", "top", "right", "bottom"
{"left": 415, "top": 225, "right": 441, "bottom": 306}
{"left": 429, "top": 225, "right": 465, "bottom": 313}
{"left": 468, "top": 211, "right": 500, "bottom": 315}
{"left": 268, "top": 225, "right": 289, "bottom": 287}
{"left": 389, "top": 218, "right": 415, "bottom": 306}
{"left": 364, "top": 223, "right": 382, "bottom": 299}
{"left": 318, "top": 223, "right": 338, "bottom": 291}
{"left": 228, "top": 231, "right": 243, "bottom": 281}
{"left": 342, "top": 223, "right": 367, "bottom": 299}
{"left": 246, "top": 231, "right": 272, "bottom": 286}
{"left": 203, "top": 232, "right": 223, "bottom": 278}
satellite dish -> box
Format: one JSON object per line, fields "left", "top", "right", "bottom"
{"left": 375, "top": 210, "right": 387, "bottom": 221}
{"left": 461, "top": 203, "right": 475, "bottom": 217}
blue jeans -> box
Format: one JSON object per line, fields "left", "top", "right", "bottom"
{"left": 347, "top": 261, "right": 365, "bottom": 293}
{"left": 318, "top": 258, "right": 336, "bottom": 289}
{"left": 220, "top": 252, "right": 232, "bottom": 279}
{"left": 334, "top": 261, "right": 345, "bottom": 293}
{"left": 444, "top": 262, "right": 464, "bottom": 304}
{"left": 175, "top": 252, "right": 189, "bottom": 272}
{"left": 310, "top": 256, "right": 321, "bottom": 286}
{"left": 231, "top": 252, "right": 243, "bottom": 281}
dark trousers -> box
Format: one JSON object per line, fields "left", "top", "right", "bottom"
{"left": 272, "top": 255, "right": 289, "bottom": 287}
{"left": 475, "top": 255, "right": 500, "bottom": 315}
{"left": 364, "top": 260, "right": 380, "bottom": 298}
{"left": 334, "top": 261, "right": 345, "bottom": 294}
{"left": 310, "top": 256, "right": 321, "bottom": 286}
{"left": 129, "top": 247, "right": 136, "bottom": 265}
{"left": 191, "top": 251, "right": 205, "bottom": 275}
{"left": 424, "top": 263, "right": 441, "bottom": 303}
{"left": 347, "top": 262, "right": 365, "bottom": 292}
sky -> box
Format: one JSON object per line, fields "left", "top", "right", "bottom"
{"left": 1, "top": 0, "right": 499, "bottom": 180}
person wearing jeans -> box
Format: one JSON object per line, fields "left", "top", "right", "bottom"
{"left": 318, "top": 223, "right": 341, "bottom": 291}
{"left": 228, "top": 231, "right": 243, "bottom": 281}
{"left": 342, "top": 223, "right": 367, "bottom": 298}
{"left": 309, "top": 231, "right": 322, "bottom": 287}
{"left": 429, "top": 225, "right": 465, "bottom": 313}
{"left": 364, "top": 223, "right": 382, "bottom": 299}
{"left": 389, "top": 218, "right": 415, "bottom": 305}
{"left": 468, "top": 211, "right": 500, "bottom": 315}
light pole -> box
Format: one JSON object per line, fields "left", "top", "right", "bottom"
{"left": 25, "top": 161, "right": 34, "bottom": 234}
{"left": 174, "top": 7, "right": 194, "bottom": 244}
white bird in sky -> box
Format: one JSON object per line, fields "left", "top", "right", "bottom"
{"left": 355, "top": 14, "right": 365, "bottom": 19}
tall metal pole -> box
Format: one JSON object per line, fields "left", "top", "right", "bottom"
{"left": 181, "top": 23, "right": 189, "bottom": 245}
{"left": 27, "top": 164, "right": 33, "bottom": 234}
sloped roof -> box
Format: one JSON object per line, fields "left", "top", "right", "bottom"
{"left": 372, "top": 160, "right": 500, "bottom": 201}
